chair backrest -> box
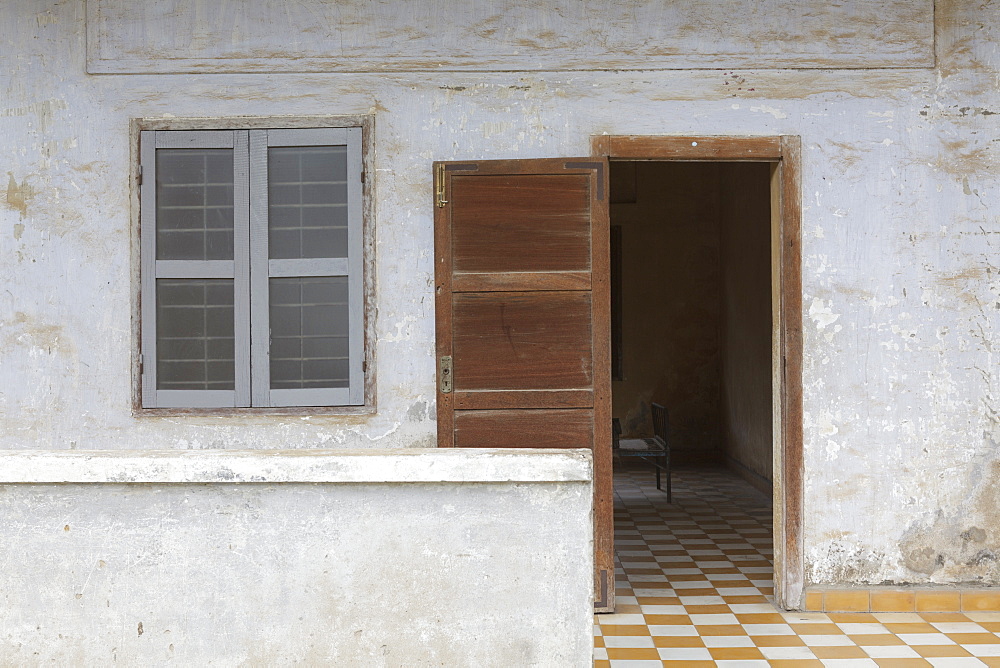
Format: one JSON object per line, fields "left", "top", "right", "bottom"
{"left": 612, "top": 417, "right": 621, "bottom": 450}
{"left": 650, "top": 403, "right": 669, "bottom": 444}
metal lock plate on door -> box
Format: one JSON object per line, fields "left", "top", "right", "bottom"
{"left": 439, "top": 355, "right": 453, "bottom": 393}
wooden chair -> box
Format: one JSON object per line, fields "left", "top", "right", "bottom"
{"left": 612, "top": 403, "right": 672, "bottom": 501}
{"left": 612, "top": 417, "right": 623, "bottom": 466}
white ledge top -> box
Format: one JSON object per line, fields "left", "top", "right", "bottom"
{"left": 0, "top": 448, "right": 593, "bottom": 484}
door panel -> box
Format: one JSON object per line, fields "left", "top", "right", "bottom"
{"left": 452, "top": 292, "right": 593, "bottom": 391}
{"left": 452, "top": 174, "right": 592, "bottom": 273}
{"left": 434, "top": 157, "right": 614, "bottom": 611}
{"left": 454, "top": 409, "right": 594, "bottom": 449}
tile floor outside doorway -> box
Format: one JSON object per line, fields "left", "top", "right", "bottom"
{"left": 595, "top": 464, "right": 1000, "bottom": 667}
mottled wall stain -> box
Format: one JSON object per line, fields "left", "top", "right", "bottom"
{"left": 824, "top": 140, "right": 866, "bottom": 172}
{"left": 0, "top": 312, "right": 73, "bottom": 357}
{"left": 927, "top": 138, "right": 996, "bottom": 177}
{"left": 895, "top": 457, "right": 1000, "bottom": 583}
{"left": 644, "top": 71, "right": 927, "bottom": 103}
{"left": 406, "top": 400, "right": 428, "bottom": 422}
{"left": 5, "top": 173, "right": 34, "bottom": 218}
{"left": 0, "top": 98, "right": 67, "bottom": 133}
{"left": 86, "top": 0, "right": 934, "bottom": 73}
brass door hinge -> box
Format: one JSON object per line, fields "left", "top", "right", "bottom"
{"left": 435, "top": 163, "right": 448, "bottom": 208}
{"left": 439, "top": 355, "right": 453, "bottom": 393}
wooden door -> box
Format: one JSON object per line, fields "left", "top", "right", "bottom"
{"left": 433, "top": 158, "right": 614, "bottom": 611}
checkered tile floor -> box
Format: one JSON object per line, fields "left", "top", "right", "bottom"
{"left": 595, "top": 464, "right": 1000, "bottom": 667}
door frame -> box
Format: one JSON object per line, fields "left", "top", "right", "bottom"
{"left": 592, "top": 135, "right": 804, "bottom": 610}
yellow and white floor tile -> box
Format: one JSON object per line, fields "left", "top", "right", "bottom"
{"left": 595, "top": 465, "right": 1000, "bottom": 667}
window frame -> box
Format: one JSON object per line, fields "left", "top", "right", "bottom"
{"left": 130, "top": 116, "right": 375, "bottom": 416}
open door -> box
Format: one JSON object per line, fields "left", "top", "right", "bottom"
{"left": 434, "top": 158, "right": 614, "bottom": 611}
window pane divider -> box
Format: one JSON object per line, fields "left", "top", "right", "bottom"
{"left": 233, "top": 131, "right": 251, "bottom": 407}
{"left": 249, "top": 129, "right": 272, "bottom": 407}
{"left": 155, "top": 260, "right": 235, "bottom": 279}
{"left": 268, "top": 258, "right": 348, "bottom": 277}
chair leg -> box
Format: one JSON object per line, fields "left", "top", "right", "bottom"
{"left": 665, "top": 452, "right": 671, "bottom": 503}
{"left": 655, "top": 461, "right": 661, "bottom": 490}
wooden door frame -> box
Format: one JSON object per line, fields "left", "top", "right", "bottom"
{"left": 591, "top": 135, "right": 804, "bottom": 610}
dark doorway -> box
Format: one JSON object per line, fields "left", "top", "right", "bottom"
{"left": 609, "top": 160, "right": 774, "bottom": 493}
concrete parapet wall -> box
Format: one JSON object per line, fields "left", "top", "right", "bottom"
{"left": 0, "top": 449, "right": 593, "bottom": 666}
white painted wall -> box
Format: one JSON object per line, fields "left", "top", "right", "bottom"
{"left": 1, "top": 0, "right": 999, "bottom": 613}
{"left": 0, "top": 449, "right": 594, "bottom": 664}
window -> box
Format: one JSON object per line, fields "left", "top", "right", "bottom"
{"left": 139, "top": 127, "right": 365, "bottom": 408}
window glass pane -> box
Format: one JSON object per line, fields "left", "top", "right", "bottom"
{"left": 268, "top": 146, "right": 349, "bottom": 259}
{"left": 156, "top": 149, "right": 234, "bottom": 260}
{"left": 156, "top": 279, "right": 235, "bottom": 390}
{"left": 269, "top": 276, "right": 349, "bottom": 389}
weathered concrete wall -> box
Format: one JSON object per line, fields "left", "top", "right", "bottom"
{"left": 2, "top": 0, "right": 1000, "bottom": 596}
{"left": 84, "top": 0, "right": 935, "bottom": 73}
{"left": 0, "top": 449, "right": 594, "bottom": 665}
{"left": 720, "top": 163, "right": 774, "bottom": 492}
{"left": 611, "top": 162, "right": 723, "bottom": 456}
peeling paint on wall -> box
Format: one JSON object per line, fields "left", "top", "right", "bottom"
{"left": 0, "top": 312, "right": 73, "bottom": 357}
{"left": 1, "top": 98, "right": 67, "bottom": 133}
{"left": 85, "top": 0, "right": 935, "bottom": 73}
{"left": 4, "top": 173, "right": 34, "bottom": 218}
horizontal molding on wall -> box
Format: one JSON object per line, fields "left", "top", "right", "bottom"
{"left": 87, "top": 0, "right": 934, "bottom": 74}
{"left": 0, "top": 448, "right": 592, "bottom": 484}
{"left": 805, "top": 586, "right": 1000, "bottom": 613}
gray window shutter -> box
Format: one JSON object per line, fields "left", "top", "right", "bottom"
{"left": 140, "top": 130, "right": 251, "bottom": 408}
{"left": 142, "top": 126, "right": 362, "bottom": 409}
{"left": 249, "top": 128, "right": 364, "bottom": 407}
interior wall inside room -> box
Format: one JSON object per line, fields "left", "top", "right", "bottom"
{"left": 719, "top": 163, "right": 774, "bottom": 493}
{"left": 611, "top": 161, "right": 723, "bottom": 459}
